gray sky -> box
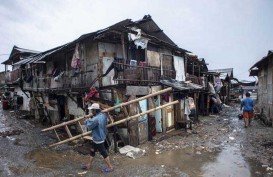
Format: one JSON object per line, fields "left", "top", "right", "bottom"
{"left": 1, "top": 0, "right": 273, "bottom": 81}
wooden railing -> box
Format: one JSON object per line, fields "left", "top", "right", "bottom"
{"left": 22, "top": 59, "right": 177, "bottom": 91}
{"left": 113, "top": 60, "right": 175, "bottom": 85}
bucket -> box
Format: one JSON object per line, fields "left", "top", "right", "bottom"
{"left": 2, "top": 100, "right": 9, "bottom": 110}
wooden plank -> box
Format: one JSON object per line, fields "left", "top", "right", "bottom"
{"left": 122, "top": 106, "right": 129, "bottom": 117}
{"left": 121, "top": 33, "right": 126, "bottom": 63}
{"left": 107, "top": 112, "right": 114, "bottom": 123}
{"left": 77, "top": 121, "right": 85, "bottom": 133}
{"left": 83, "top": 136, "right": 93, "bottom": 141}
{"left": 65, "top": 125, "right": 72, "bottom": 138}
{"left": 54, "top": 129, "right": 61, "bottom": 142}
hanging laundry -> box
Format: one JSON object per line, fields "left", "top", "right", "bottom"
{"left": 71, "top": 43, "right": 81, "bottom": 69}
{"left": 52, "top": 68, "right": 60, "bottom": 77}
{"left": 128, "top": 27, "right": 149, "bottom": 49}
{"left": 84, "top": 87, "right": 99, "bottom": 102}
{"left": 114, "top": 97, "right": 121, "bottom": 113}
{"left": 54, "top": 71, "right": 65, "bottom": 82}
{"left": 134, "top": 38, "right": 148, "bottom": 49}
{"left": 184, "top": 98, "right": 191, "bottom": 121}
{"left": 208, "top": 82, "right": 216, "bottom": 94}
{"left": 214, "top": 76, "right": 223, "bottom": 93}
{"left": 161, "top": 93, "right": 169, "bottom": 102}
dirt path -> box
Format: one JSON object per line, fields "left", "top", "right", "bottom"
{"left": 1, "top": 104, "right": 273, "bottom": 176}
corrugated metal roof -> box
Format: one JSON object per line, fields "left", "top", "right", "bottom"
{"left": 13, "top": 43, "right": 70, "bottom": 66}
{"left": 12, "top": 15, "right": 189, "bottom": 66}
{"left": 132, "top": 15, "right": 176, "bottom": 46}
{"left": 14, "top": 46, "right": 40, "bottom": 54}
{"left": 160, "top": 78, "right": 203, "bottom": 91}
{"left": 2, "top": 46, "right": 40, "bottom": 65}
{"left": 208, "top": 68, "right": 233, "bottom": 77}
{"left": 250, "top": 50, "right": 273, "bottom": 70}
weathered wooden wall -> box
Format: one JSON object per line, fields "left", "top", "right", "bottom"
{"left": 257, "top": 58, "right": 273, "bottom": 125}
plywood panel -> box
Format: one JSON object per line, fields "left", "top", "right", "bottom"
{"left": 85, "top": 41, "right": 99, "bottom": 66}
{"left": 128, "top": 120, "right": 139, "bottom": 146}
{"left": 98, "top": 42, "right": 126, "bottom": 58}
{"left": 138, "top": 121, "right": 148, "bottom": 144}
{"left": 147, "top": 50, "right": 160, "bottom": 67}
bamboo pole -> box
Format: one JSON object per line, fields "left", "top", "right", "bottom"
{"left": 42, "top": 114, "right": 92, "bottom": 132}
{"left": 42, "top": 87, "right": 172, "bottom": 132}
{"left": 49, "top": 100, "right": 179, "bottom": 147}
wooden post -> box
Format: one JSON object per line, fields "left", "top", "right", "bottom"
{"left": 121, "top": 33, "right": 126, "bottom": 64}
{"left": 185, "top": 54, "right": 187, "bottom": 75}
{"left": 194, "top": 92, "right": 198, "bottom": 121}
{"left": 207, "top": 94, "right": 210, "bottom": 115}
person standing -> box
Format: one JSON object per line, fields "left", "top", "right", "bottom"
{"left": 240, "top": 92, "right": 254, "bottom": 128}
{"left": 84, "top": 103, "right": 113, "bottom": 173}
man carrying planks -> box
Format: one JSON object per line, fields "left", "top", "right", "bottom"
{"left": 84, "top": 103, "right": 114, "bottom": 173}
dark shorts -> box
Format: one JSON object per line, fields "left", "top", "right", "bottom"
{"left": 90, "top": 141, "right": 108, "bottom": 159}
{"left": 243, "top": 112, "right": 254, "bottom": 119}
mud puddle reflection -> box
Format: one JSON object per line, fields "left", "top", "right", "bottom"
{"left": 25, "top": 148, "right": 86, "bottom": 169}
{"left": 202, "top": 144, "right": 249, "bottom": 177}
{"left": 120, "top": 144, "right": 268, "bottom": 177}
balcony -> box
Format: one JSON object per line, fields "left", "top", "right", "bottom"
{"left": 22, "top": 58, "right": 177, "bottom": 92}
{"left": 113, "top": 59, "right": 176, "bottom": 85}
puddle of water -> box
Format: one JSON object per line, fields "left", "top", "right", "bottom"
{"left": 120, "top": 145, "right": 268, "bottom": 177}
{"left": 201, "top": 145, "right": 250, "bottom": 177}
{"left": 25, "top": 148, "right": 87, "bottom": 169}
{"left": 120, "top": 147, "right": 218, "bottom": 176}
{"left": 25, "top": 149, "right": 64, "bottom": 169}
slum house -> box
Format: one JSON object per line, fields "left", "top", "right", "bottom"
{"left": 160, "top": 53, "right": 209, "bottom": 127}
{"left": 184, "top": 55, "right": 210, "bottom": 117}
{"left": 229, "top": 78, "right": 257, "bottom": 101}
{"left": 1, "top": 46, "right": 40, "bottom": 111}
{"left": 207, "top": 68, "right": 234, "bottom": 104}
{"left": 11, "top": 15, "right": 205, "bottom": 146}
{"left": 249, "top": 50, "right": 273, "bottom": 126}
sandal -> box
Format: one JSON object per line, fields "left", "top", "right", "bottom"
{"left": 102, "top": 168, "right": 114, "bottom": 173}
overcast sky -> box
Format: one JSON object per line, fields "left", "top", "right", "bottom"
{"left": 0, "top": 0, "right": 272, "bottom": 81}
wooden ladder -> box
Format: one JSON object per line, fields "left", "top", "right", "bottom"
{"left": 42, "top": 87, "right": 178, "bottom": 147}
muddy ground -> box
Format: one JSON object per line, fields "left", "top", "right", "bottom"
{"left": 1, "top": 103, "right": 273, "bottom": 177}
